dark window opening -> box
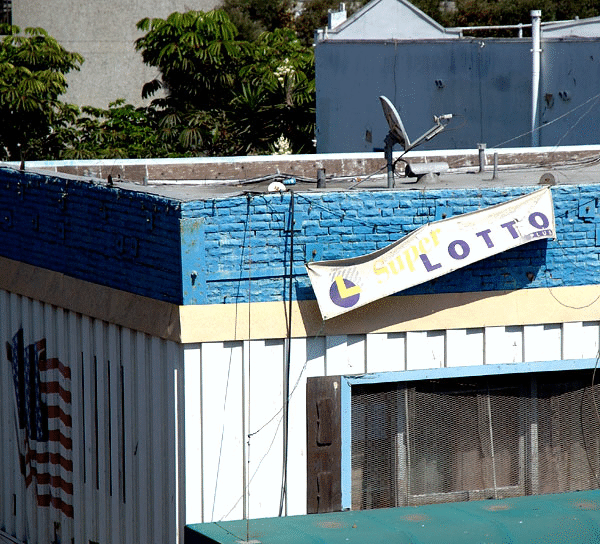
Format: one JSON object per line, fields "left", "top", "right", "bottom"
{"left": 0, "top": 0, "right": 11, "bottom": 25}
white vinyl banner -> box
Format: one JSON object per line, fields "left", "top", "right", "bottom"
{"left": 306, "top": 187, "right": 555, "bottom": 320}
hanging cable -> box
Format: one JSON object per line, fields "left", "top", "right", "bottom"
{"left": 211, "top": 196, "right": 253, "bottom": 522}
{"left": 279, "top": 191, "right": 294, "bottom": 517}
{"left": 245, "top": 193, "right": 253, "bottom": 536}
{"left": 490, "top": 89, "right": 600, "bottom": 149}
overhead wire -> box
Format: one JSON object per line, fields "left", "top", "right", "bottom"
{"left": 279, "top": 191, "right": 295, "bottom": 517}
{"left": 220, "top": 318, "right": 327, "bottom": 522}
{"left": 490, "top": 89, "right": 600, "bottom": 150}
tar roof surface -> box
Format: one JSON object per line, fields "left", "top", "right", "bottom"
{"left": 105, "top": 154, "right": 600, "bottom": 201}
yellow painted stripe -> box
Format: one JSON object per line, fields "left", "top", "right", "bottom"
{"left": 2, "top": 256, "right": 600, "bottom": 344}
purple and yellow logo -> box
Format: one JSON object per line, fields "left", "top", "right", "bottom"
{"left": 329, "top": 276, "right": 361, "bottom": 308}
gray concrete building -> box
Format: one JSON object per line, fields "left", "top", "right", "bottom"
{"left": 11, "top": 0, "right": 220, "bottom": 108}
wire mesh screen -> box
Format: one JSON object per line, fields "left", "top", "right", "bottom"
{"left": 351, "top": 370, "right": 600, "bottom": 510}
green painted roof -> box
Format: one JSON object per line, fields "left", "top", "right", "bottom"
{"left": 186, "top": 490, "right": 600, "bottom": 544}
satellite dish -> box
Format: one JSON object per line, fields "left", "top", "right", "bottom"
{"left": 379, "top": 95, "right": 453, "bottom": 152}
{"left": 378, "top": 96, "right": 453, "bottom": 187}
{"left": 379, "top": 96, "right": 410, "bottom": 150}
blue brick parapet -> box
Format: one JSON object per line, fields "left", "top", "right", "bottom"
{"left": 0, "top": 168, "right": 183, "bottom": 304}
{"left": 1, "top": 166, "right": 599, "bottom": 307}
{"left": 181, "top": 184, "right": 600, "bottom": 306}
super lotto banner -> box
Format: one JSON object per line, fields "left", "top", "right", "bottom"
{"left": 306, "top": 187, "right": 555, "bottom": 320}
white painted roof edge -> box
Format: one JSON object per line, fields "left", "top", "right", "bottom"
{"left": 3, "top": 144, "right": 600, "bottom": 170}
{"left": 543, "top": 15, "right": 600, "bottom": 33}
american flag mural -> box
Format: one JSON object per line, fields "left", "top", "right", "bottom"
{"left": 6, "top": 329, "right": 74, "bottom": 518}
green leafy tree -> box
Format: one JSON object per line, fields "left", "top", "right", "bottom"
{"left": 0, "top": 24, "right": 83, "bottom": 160}
{"left": 135, "top": 10, "right": 248, "bottom": 154}
{"left": 234, "top": 28, "right": 315, "bottom": 153}
{"left": 135, "top": 10, "right": 315, "bottom": 155}
{"left": 54, "top": 100, "right": 186, "bottom": 159}
{"left": 136, "top": 10, "right": 245, "bottom": 110}
{"left": 295, "top": 0, "right": 370, "bottom": 47}
{"left": 222, "top": 0, "right": 294, "bottom": 41}
{"left": 413, "top": 0, "right": 600, "bottom": 31}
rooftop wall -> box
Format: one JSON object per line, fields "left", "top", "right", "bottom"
{"left": 0, "top": 168, "right": 183, "bottom": 304}
{"left": 315, "top": 39, "right": 600, "bottom": 152}
{"left": 2, "top": 166, "right": 600, "bottom": 311}
{"left": 181, "top": 183, "right": 600, "bottom": 305}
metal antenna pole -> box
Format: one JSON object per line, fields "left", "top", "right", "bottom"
{"left": 385, "top": 133, "right": 395, "bottom": 188}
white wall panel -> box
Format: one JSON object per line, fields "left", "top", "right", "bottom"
{"left": 325, "top": 335, "right": 366, "bottom": 375}
{"left": 563, "top": 322, "right": 600, "bottom": 359}
{"left": 246, "top": 339, "right": 285, "bottom": 519}
{"left": 446, "top": 328, "right": 484, "bottom": 367}
{"left": 200, "top": 341, "right": 245, "bottom": 523}
{"left": 286, "top": 337, "right": 327, "bottom": 516}
{"left": 120, "top": 328, "right": 136, "bottom": 544}
{"left": 184, "top": 346, "right": 202, "bottom": 523}
{"left": 406, "top": 330, "right": 445, "bottom": 370}
{"left": 365, "top": 332, "right": 406, "bottom": 373}
{"left": 523, "top": 323, "right": 563, "bottom": 362}
{"left": 6, "top": 284, "right": 600, "bottom": 544}
{"left": 485, "top": 326, "right": 524, "bottom": 364}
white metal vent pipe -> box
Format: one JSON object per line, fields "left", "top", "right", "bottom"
{"left": 531, "top": 10, "right": 542, "bottom": 146}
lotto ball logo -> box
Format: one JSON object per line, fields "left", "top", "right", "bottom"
{"left": 329, "top": 276, "right": 361, "bottom": 308}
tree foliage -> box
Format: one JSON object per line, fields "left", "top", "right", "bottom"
{"left": 136, "top": 11, "right": 246, "bottom": 110}
{"left": 413, "top": 0, "right": 600, "bottom": 30}
{"left": 135, "top": 10, "right": 315, "bottom": 155}
{"left": 0, "top": 24, "right": 83, "bottom": 160}
{"left": 222, "top": 0, "right": 294, "bottom": 41}
{"left": 54, "top": 101, "right": 186, "bottom": 159}
{"left": 295, "top": 0, "right": 370, "bottom": 47}
{"left": 4, "top": 0, "right": 599, "bottom": 160}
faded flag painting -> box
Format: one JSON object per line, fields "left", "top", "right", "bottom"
{"left": 7, "top": 329, "right": 74, "bottom": 519}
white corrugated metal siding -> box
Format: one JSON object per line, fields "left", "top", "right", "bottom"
{"left": 0, "top": 290, "right": 184, "bottom": 544}
{"left": 184, "top": 321, "right": 600, "bottom": 524}
{"left": 3, "top": 286, "right": 599, "bottom": 539}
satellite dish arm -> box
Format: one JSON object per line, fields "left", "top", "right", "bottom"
{"left": 405, "top": 114, "right": 453, "bottom": 152}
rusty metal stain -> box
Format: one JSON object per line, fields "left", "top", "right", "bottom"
{"left": 316, "top": 521, "right": 343, "bottom": 529}
{"left": 398, "top": 514, "right": 429, "bottom": 521}
{"left": 484, "top": 504, "right": 512, "bottom": 512}
{"left": 573, "top": 501, "right": 600, "bottom": 510}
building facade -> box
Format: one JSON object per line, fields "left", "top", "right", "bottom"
{"left": 315, "top": 0, "right": 600, "bottom": 153}
{"left": 1, "top": 147, "right": 600, "bottom": 543}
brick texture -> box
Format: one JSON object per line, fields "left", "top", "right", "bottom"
{"left": 1, "top": 167, "right": 599, "bottom": 307}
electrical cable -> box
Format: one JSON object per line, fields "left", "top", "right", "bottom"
{"left": 279, "top": 191, "right": 294, "bottom": 517}
{"left": 490, "top": 89, "right": 600, "bottom": 149}
{"left": 211, "top": 200, "right": 252, "bottom": 521}
{"left": 554, "top": 93, "right": 600, "bottom": 148}
{"left": 221, "top": 318, "right": 327, "bottom": 522}
{"left": 245, "top": 193, "right": 253, "bottom": 535}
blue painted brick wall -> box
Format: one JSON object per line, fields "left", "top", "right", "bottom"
{"left": 3, "top": 166, "right": 600, "bottom": 309}
{"left": 181, "top": 184, "right": 600, "bottom": 306}
{"left": 0, "top": 168, "right": 183, "bottom": 304}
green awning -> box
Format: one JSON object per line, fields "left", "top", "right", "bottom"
{"left": 186, "top": 490, "right": 600, "bottom": 543}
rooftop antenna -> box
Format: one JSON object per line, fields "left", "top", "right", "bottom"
{"left": 379, "top": 96, "right": 453, "bottom": 187}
